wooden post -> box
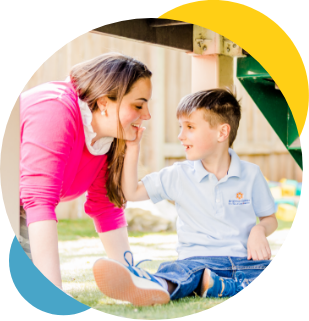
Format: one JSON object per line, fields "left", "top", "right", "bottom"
{"left": 1, "top": 98, "right": 20, "bottom": 237}
{"left": 150, "top": 46, "right": 166, "bottom": 171}
{"left": 191, "top": 54, "right": 234, "bottom": 93}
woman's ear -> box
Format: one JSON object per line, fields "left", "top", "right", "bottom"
{"left": 218, "top": 123, "right": 231, "bottom": 143}
{"left": 97, "top": 96, "right": 108, "bottom": 112}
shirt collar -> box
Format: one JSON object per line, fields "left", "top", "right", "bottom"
{"left": 194, "top": 160, "right": 210, "bottom": 183}
{"left": 78, "top": 98, "right": 114, "bottom": 156}
{"left": 227, "top": 148, "right": 241, "bottom": 178}
{"left": 194, "top": 148, "right": 241, "bottom": 183}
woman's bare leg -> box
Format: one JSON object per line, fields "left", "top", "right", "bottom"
{"left": 99, "top": 227, "right": 131, "bottom": 265}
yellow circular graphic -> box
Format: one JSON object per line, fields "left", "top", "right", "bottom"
{"left": 160, "top": 0, "right": 309, "bottom": 135}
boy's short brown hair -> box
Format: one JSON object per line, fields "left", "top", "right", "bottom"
{"left": 176, "top": 88, "right": 241, "bottom": 147}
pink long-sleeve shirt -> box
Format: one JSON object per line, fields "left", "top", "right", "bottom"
{"left": 20, "top": 79, "right": 127, "bottom": 233}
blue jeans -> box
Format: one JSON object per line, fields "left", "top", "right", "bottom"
{"left": 153, "top": 256, "right": 270, "bottom": 300}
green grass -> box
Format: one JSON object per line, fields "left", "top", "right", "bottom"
{"left": 94, "top": 296, "right": 228, "bottom": 319}
{"left": 63, "top": 261, "right": 229, "bottom": 319}
{"left": 65, "top": 274, "right": 228, "bottom": 319}
{"left": 57, "top": 219, "right": 98, "bottom": 240}
{"left": 58, "top": 239, "right": 229, "bottom": 319}
{"left": 58, "top": 218, "right": 293, "bottom": 241}
{"left": 57, "top": 219, "right": 176, "bottom": 241}
{"left": 277, "top": 219, "right": 293, "bottom": 230}
{"left": 58, "top": 218, "right": 291, "bottom": 319}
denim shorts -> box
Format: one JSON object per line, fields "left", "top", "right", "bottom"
{"left": 153, "top": 256, "right": 270, "bottom": 300}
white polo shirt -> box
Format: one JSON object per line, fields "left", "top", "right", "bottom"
{"left": 141, "top": 148, "right": 275, "bottom": 259}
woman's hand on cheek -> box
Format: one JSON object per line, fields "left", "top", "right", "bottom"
{"left": 126, "top": 127, "right": 146, "bottom": 148}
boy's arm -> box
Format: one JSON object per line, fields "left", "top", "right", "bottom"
{"left": 255, "top": 213, "right": 278, "bottom": 237}
{"left": 122, "top": 127, "right": 150, "bottom": 202}
{"left": 248, "top": 166, "right": 278, "bottom": 261}
{"left": 247, "top": 213, "right": 278, "bottom": 261}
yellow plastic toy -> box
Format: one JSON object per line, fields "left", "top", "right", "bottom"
{"left": 270, "top": 186, "right": 282, "bottom": 199}
{"left": 281, "top": 184, "right": 296, "bottom": 197}
{"left": 276, "top": 204, "right": 297, "bottom": 222}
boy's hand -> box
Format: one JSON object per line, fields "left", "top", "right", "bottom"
{"left": 247, "top": 225, "right": 271, "bottom": 261}
{"left": 126, "top": 127, "right": 146, "bottom": 148}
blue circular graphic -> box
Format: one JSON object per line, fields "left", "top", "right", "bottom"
{"left": 9, "top": 237, "right": 90, "bottom": 315}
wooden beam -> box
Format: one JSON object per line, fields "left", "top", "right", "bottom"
{"left": 163, "top": 143, "right": 186, "bottom": 158}
{"left": 163, "top": 142, "right": 290, "bottom": 158}
{"left": 93, "top": 19, "right": 193, "bottom": 52}
{"left": 233, "top": 143, "right": 289, "bottom": 156}
{"left": 148, "top": 19, "right": 191, "bottom": 27}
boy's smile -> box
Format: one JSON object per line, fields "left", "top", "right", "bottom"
{"left": 178, "top": 109, "right": 220, "bottom": 161}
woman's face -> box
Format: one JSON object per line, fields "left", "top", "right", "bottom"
{"left": 98, "top": 77, "right": 152, "bottom": 141}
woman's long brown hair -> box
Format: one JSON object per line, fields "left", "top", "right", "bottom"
{"left": 70, "top": 53, "right": 152, "bottom": 208}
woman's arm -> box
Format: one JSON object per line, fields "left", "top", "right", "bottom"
{"left": 20, "top": 95, "right": 77, "bottom": 289}
{"left": 121, "top": 127, "right": 149, "bottom": 202}
{"left": 28, "top": 220, "right": 62, "bottom": 288}
{"left": 28, "top": 220, "right": 72, "bottom": 296}
{"left": 99, "top": 227, "right": 131, "bottom": 265}
{"left": 84, "top": 153, "right": 131, "bottom": 264}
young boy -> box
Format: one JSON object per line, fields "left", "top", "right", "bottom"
{"left": 93, "top": 89, "right": 278, "bottom": 306}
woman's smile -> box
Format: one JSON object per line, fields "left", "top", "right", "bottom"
{"left": 119, "top": 78, "right": 152, "bottom": 140}
{"left": 95, "top": 78, "right": 152, "bottom": 141}
{"left": 131, "top": 123, "right": 142, "bottom": 130}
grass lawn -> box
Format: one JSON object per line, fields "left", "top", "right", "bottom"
{"left": 57, "top": 218, "right": 292, "bottom": 319}
{"left": 57, "top": 218, "right": 293, "bottom": 241}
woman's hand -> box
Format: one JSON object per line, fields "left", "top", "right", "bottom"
{"left": 247, "top": 225, "right": 271, "bottom": 261}
{"left": 126, "top": 127, "right": 146, "bottom": 148}
{"left": 122, "top": 126, "right": 150, "bottom": 202}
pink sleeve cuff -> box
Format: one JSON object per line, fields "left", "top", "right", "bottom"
{"left": 92, "top": 209, "right": 127, "bottom": 233}
{"left": 25, "top": 205, "right": 58, "bottom": 227}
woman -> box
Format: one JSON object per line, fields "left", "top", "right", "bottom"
{"left": 19, "top": 52, "right": 152, "bottom": 291}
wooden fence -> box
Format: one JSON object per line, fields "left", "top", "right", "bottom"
{"left": 22, "top": 31, "right": 302, "bottom": 219}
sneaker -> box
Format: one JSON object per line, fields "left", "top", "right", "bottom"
{"left": 201, "top": 268, "right": 245, "bottom": 298}
{"left": 93, "top": 251, "right": 170, "bottom": 306}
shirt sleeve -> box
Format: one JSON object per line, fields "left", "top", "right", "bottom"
{"left": 20, "top": 97, "right": 77, "bottom": 226}
{"left": 84, "top": 159, "right": 127, "bottom": 233}
{"left": 141, "top": 164, "right": 180, "bottom": 204}
{"left": 252, "top": 167, "right": 276, "bottom": 217}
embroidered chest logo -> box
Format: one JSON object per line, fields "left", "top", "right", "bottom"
{"left": 228, "top": 192, "right": 250, "bottom": 205}
{"left": 236, "top": 192, "right": 243, "bottom": 200}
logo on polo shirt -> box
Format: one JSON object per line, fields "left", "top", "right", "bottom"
{"left": 236, "top": 192, "right": 243, "bottom": 200}
{"left": 229, "top": 192, "right": 250, "bottom": 205}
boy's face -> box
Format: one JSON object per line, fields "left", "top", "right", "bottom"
{"left": 178, "top": 109, "right": 221, "bottom": 161}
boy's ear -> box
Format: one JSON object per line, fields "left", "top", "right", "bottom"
{"left": 217, "top": 123, "right": 230, "bottom": 143}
